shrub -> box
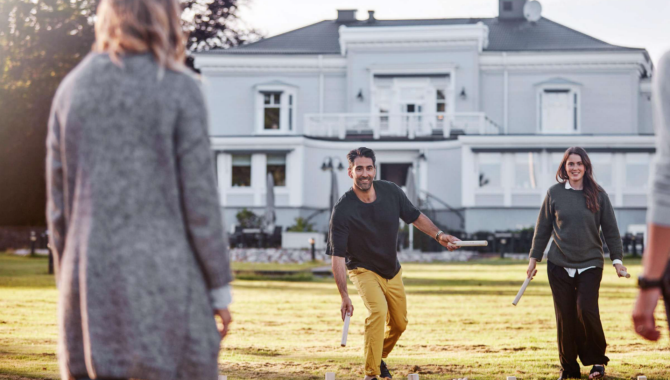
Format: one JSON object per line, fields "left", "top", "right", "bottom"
{"left": 286, "top": 217, "right": 315, "bottom": 232}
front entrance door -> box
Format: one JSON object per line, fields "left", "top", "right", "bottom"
{"left": 380, "top": 163, "right": 413, "bottom": 187}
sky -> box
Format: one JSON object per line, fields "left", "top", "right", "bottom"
{"left": 236, "top": 0, "right": 670, "bottom": 66}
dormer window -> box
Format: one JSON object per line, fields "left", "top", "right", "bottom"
{"left": 535, "top": 78, "right": 581, "bottom": 134}
{"left": 255, "top": 82, "right": 298, "bottom": 134}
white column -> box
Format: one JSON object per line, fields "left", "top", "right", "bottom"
{"left": 217, "top": 153, "right": 228, "bottom": 206}
{"left": 319, "top": 55, "right": 324, "bottom": 114}
{"left": 613, "top": 153, "right": 624, "bottom": 207}
{"left": 419, "top": 153, "right": 428, "bottom": 200}
{"left": 502, "top": 153, "right": 513, "bottom": 207}
{"left": 503, "top": 52, "right": 509, "bottom": 134}
{"left": 462, "top": 146, "right": 476, "bottom": 207}
{"left": 251, "top": 153, "right": 266, "bottom": 207}
{"left": 288, "top": 146, "right": 304, "bottom": 207}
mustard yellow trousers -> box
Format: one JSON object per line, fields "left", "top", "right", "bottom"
{"left": 348, "top": 267, "right": 408, "bottom": 377}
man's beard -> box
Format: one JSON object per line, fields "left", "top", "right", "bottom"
{"left": 355, "top": 177, "right": 373, "bottom": 191}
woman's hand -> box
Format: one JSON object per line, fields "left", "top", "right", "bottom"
{"left": 527, "top": 258, "right": 538, "bottom": 279}
{"left": 614, "top": 263, "right": 628, "bottom": 277}
{"left": 215, "top": 308, "right": 233, "bottom": 340}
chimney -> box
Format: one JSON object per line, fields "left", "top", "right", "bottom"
{"left": 498, "top": 0, "right": 526, "bottom": 20}
{"left": 367, "top": 10, "right": 376, "bottom": 23}
{"left": 337, "top": 9, "right": 357, "bottom": 23}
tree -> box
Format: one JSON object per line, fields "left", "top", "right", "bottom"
{"left": 0, "top": 0, "right": 97, "bottom": 226}
{"left": 0, "top": 0, "right": 260, "bottom": 226}
{"left": 181, "top": 0, "right": 261, "bottom": 68}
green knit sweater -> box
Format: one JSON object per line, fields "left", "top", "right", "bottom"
{"left": 529, "top": 182, "right": 623, "bottom": 268}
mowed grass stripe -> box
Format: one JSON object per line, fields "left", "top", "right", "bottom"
{"left": 0, "top": 253, "right": 667, "bottom": 379}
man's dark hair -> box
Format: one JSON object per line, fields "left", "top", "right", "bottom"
{"left": 347, "top": 147, "right": 376, "bottom": 168}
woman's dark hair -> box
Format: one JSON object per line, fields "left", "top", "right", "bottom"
{"left": 556, "top": 147, "right": 602, "bottom": 213}
{"left": 347, "top": 147, "right": 376, "bottom": 168}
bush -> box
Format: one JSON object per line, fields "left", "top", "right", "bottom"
{"left": 286, "top": 217, "right": 315, "bottom": 232}
{"left": 236, "top": 208, "right": 260, "bottom": 228}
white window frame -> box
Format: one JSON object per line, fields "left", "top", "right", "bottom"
{"left": 589, "top": 153, "right": 615, "bottom": 193}
{"left": 536, "top": 84, "right": 581, "bottom": 134}
{"left": 219, "top": 152, "right": 293, "bottom": 207}
{"left": 368, "top": 65, "right": 456, "bottom": 116}
{"left": 623, "top": 153, "right": 651, "bottom": 191}
{"left": 475, "top": 153, "right": 504, "bottom": 193}
{"left": 266, "top": 154, "right": 288, "bottom": 188}
{"left": 511, "top": 152, "right": 543, "bottom": 193}
{"left": 255, "top": 84, "right": 298, "bottom": 135}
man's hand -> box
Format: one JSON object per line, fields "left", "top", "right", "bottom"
{"left": 614, "top": 263, "right": 628, "bottom": 277}
{"left": 438, "top": 234, "right": 461, "bottom": 251}
{"left": 632, "top": 288, "right": 662, "bottom": 341}
{"left": 527, "top": 258, "right": 538, "bottom": 279}
{"left": 215, "top": 308, "right": 233, "bottom": 340}
{"left": 341, "top": 296, "right": 354, "bottom": 321}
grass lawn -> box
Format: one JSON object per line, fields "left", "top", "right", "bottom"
{"left": 1, "top": 253, "right": 668, "bottom": 380}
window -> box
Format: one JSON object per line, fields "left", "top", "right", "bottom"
{"left": 436, "top": 90, "right": 446, "bottom": 113}
{"left": 255, "top": 84, "right": 298, "bottom": 134}
{"left": 267, "top": 154, "right": 286, "bottom": 187}
{"left": 263, "top": 92, "right": 281, "bottom": 130}
{"left": 514, "top": 153, "right": 540, "bottom": 189}
{"left": 625, "top": 153, "right": 650, "bottom": 189}
{"left": 537, "top": 83, "right": 580, "bottom": 134}
{"left": 436, "top": 89, "right": 446, "bottom": 121}
{"left": 231, "top": 155, "right": 251, "bottom": 187}
{"left": 478, "top": 153, "right": 502, "bottom": 188}
{"left": 590, "top": 153, "right": 612, "bottom": 188}
{"left": 380, "top": 163, "right": 412, "bottom": 187}
{"left": 288, "top": 95, "right": 293, "bottom": 131}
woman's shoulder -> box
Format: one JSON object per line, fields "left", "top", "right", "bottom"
{"left": 52, "top": 52, "right": 102, "bottom": 106}
{"left": 547, "top": 182, "right": 566, "bottom": 195}
{"left": 165, "top": 69, "right": 206, "bottom": 105}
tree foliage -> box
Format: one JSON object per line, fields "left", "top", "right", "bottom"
{"left": 0, "top": 0, "right": 260, "bottom": 226}
{"left": 0, "top": 0, "right": 97, "bottom": 226}
{"left": 182, "top": 0, "right": 261, "bottom": 52}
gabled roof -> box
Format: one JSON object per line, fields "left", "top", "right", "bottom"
{"left": 200, "top": 17, "right": 645, "bottom": 55}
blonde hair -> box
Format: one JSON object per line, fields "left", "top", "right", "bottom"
{"left": 94, "top": 0, "right": 186, "bottom": 71}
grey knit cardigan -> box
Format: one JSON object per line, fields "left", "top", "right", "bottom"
{"left": 46, "top": 52, "right": 232, "bottom": 380}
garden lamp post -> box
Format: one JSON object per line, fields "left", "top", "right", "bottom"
{"left": 30, "top": 231, "right": 36, "bottom": 257}
{"left": 308, "top": 238, "right": 316, "bottom": 261}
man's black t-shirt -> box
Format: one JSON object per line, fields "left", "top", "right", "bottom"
{"left": 327, "top": 180, "right": 421, "bottom": 279}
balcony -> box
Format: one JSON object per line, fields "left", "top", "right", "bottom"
{"left": 303, "top": 112, "right": 502, "bottom": 139}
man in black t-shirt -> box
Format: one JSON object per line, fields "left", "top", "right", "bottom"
{"left": 328, "top": 147, "right": 461, "bottom": 380}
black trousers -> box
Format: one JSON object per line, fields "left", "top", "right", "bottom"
{"left": 547, "top": 261, "right": 609, "bottom": 375}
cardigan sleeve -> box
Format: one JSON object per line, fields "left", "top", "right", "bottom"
{"left": 45, "top": 96, "right": 67, "bottom": 286}
{"left": 649, "top": 51, "right": 670, "bottom": 226}
{"left": 175, "top": 76, "right": 232, "bottom": 289}
{"left": 529, "top": 190, "right": 554, "bottom": 261}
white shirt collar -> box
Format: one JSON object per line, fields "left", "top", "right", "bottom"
{"left": 565, "top": 181, "right": 573, "bottom": 190}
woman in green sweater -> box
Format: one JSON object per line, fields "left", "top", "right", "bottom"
{"left": 526, "top": 147, "right": 627, "bottom": 380}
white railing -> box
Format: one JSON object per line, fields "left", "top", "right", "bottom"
{"left": 303, "top": 112, "right": 501, "bottom": 139}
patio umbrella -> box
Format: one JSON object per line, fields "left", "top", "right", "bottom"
{"left": 264, "top": 173, "right": 276, "bottom": 234}
{"left": 406, "top": 168, "right": 418, "bottom": 251}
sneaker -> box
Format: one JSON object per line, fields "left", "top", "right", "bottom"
{"left": 380, "top": 360, "right": 392, "bottom": 379}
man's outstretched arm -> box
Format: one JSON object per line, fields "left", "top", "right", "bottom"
{"left": 332, "top": 256, "right": 354, "bottom": 321}
{"left": 412, "top": 213, "right": 461, "bottom": 251}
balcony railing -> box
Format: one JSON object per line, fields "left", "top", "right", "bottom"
{"left": 303, "top": 112, "right": 501, "bottom": 139}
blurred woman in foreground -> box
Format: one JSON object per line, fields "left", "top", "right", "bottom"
{"left": 46, "top": 1, "right": 232, "bottom": 379}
